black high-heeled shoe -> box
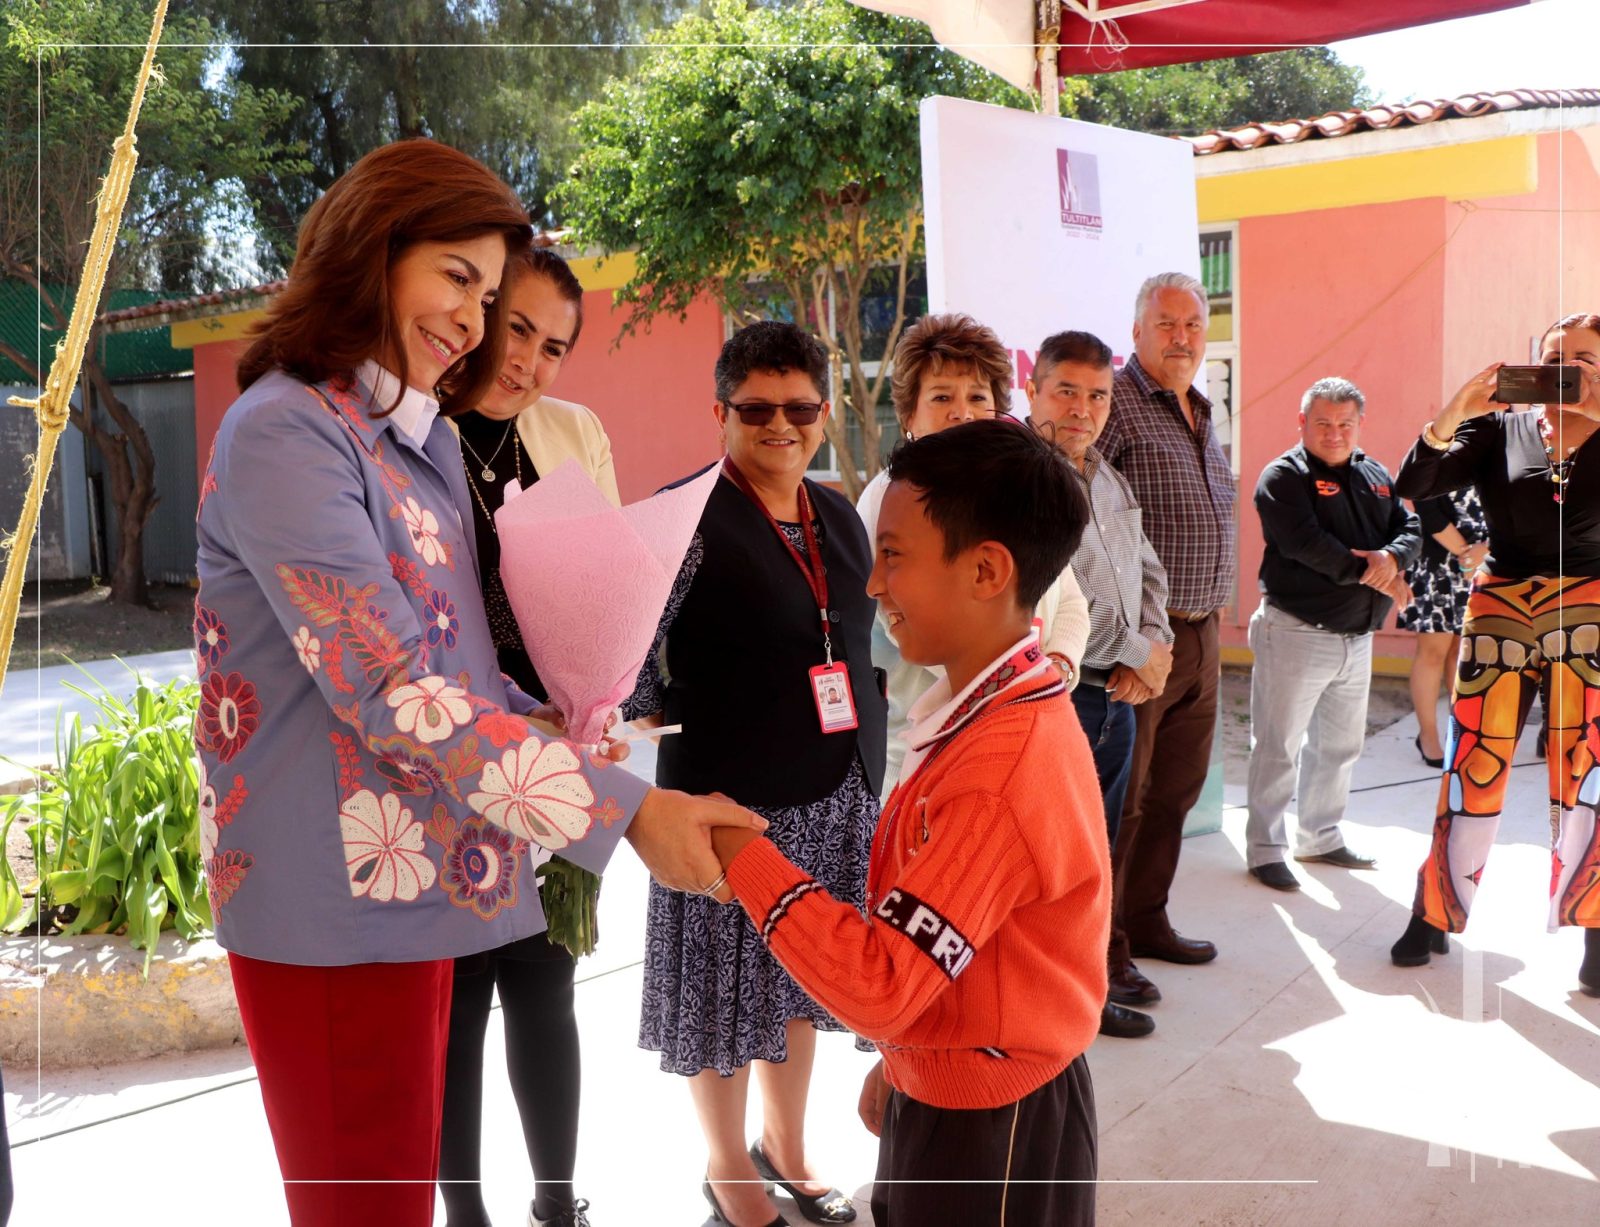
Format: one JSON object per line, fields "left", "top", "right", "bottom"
{"left": 702, "top": 1177, "right": 786, "bottom": 1227}
{"left": 1391, "top": 913, "right": 1449, "bottom": 966}
{"left": 748, "top": 1141, "right": 857, "bottom": 1224}
{"left": 1579, "top": 928, "right": 1600, "bottom": 997}
{"left": 1415, "top": 734, "right": 1444, "bottom": 769}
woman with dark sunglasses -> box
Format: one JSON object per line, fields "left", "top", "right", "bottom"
{"left": 623, "top": 321, "right": 886, "bottom": 1227}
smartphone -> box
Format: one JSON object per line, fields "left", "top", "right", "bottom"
{"left": 1494, "top": 364, "right": 1583, "bottom": 405}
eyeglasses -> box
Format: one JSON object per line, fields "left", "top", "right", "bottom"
{"left": 725, "top": 400, "right": 823, "bottom": 426}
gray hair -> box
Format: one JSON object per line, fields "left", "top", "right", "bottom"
{"left": 1300, "top": 376, "right": 1366, "bottom": 416}
{"left": 1134, "top": 272, "right": 1209, "bottom": 322}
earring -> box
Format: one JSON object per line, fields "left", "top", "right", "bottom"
{"left": 904, "top": 430, "right": 915, "bottom": 442}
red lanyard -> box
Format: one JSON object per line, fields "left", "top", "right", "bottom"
{"left": 721, "top": 457, "right": 835, "bottom": 663}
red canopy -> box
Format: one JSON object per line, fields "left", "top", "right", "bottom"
{"left": 1056, "top": 0, "right": 1533, "bottom": 75}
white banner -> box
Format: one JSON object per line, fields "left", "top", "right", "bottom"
{"left": 920, "top": 96, "right": 1203, "bottom": 407}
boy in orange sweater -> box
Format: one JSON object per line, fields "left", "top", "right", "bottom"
{"left": 707, "top": 417, "right": 1109, "bottom": 1226}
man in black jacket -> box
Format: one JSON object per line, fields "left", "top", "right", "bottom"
{"left": 1246, "top": 377, "right": 1422, "bottom": 890}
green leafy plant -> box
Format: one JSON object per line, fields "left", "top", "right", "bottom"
{"left": 0, "top": 662, "right": 210, "bottom": 972}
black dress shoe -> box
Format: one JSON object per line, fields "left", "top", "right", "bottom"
{"left": 1415, "top": 734, "right": 1444, "bottom": 769}
{"left": 1107, "top": 961, "right": 1161, "bottom": 1005}
{"left": 1295, "top": 846, "right": 1377, "bottom": 870}
{"left": 703, "top": 1178, "right": 786, "bottom": 1227}
{"left": 1129, "top": 931, "right": 1218, "bottom": 964}
{"left": 748, "top": 1141, "right": 856, "bottom": 1223}
{"left": 1099, "top": 1002, "right": 1155, "bottom": 1038}
{"left": 1580, "top": 928, "right": 1600, "bottom": 997}
{"left": 1250, "top": 862, "right": 1301, "bottom": 891}
{"left": 1390, "top": 913, "right": 1448, "bottom": 967}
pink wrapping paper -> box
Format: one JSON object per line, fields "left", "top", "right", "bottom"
{"left": 494, "top": 460, "right": 721, "bottom": 746}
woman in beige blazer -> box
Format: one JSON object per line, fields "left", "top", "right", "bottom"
{"left": 440, "top": 247, "right": 612, "bottom": 1227}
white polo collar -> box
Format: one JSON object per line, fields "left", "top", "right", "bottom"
{"left": 357, "top": 359, "right": 439, "bottom": 446}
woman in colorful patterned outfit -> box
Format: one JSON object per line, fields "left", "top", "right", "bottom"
{"left": 1389, "top": 313, "right": 1600, "bottom": 995}
{"left": 195, "top": 139, "right": 757, "bottom": 1227}
{"left": 1397, "top": 486, "right": 1489, "bottom": 766}
{"left": 626, "top": 322, "right": 885, "bottom": 1227}
{"left": 437, "top": 247, "right": 612, "bottom": 1227}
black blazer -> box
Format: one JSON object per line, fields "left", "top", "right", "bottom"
{"left": 656, "top": 469, "right": 887, "bottom": 806}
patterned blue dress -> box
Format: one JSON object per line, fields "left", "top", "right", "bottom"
{"left": 627, "top": 528, "right": 879, "bottom": 1076}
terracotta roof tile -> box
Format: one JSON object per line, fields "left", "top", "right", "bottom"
{"left": 1186, "top": 88, "right": 1600, "bottom": 155}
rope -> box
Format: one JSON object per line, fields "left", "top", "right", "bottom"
{"left": 0, "top": 0, "right": 169, "bottom": 697}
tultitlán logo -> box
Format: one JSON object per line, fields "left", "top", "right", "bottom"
{"left": 1057, "top": 149, "right": 1104, "bottom": 233}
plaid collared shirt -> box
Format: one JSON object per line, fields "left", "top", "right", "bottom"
{"left": 1097, "top": 355, "right": 1237, "bottom": 613}
{"left": 1069, "top": 448, "right": 1172, "bottom": 671}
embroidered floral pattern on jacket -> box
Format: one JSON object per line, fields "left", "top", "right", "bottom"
{"left": 291, "top": 626, "right": 321, "bottom": 672}
{"left": 401, "top": 496, "right": 450, "bottom": 568}
{"left": 438, "top": 814, "right": 525, "bottom": 919}
{"left": 469, "top": 740, "right": 596, "bottom": 850}
{"left": 423, "top": 589, "right": 459, "bottom": 651}
{"left": 191, "top": 370, "right": 646, "bottom": 961}
{"left": 341, "top": 788, "right": 438, "bottom": 903}
{"left": 387, "top": 675, "right": 474, "bottom": 744}
{"left": 194, "top": 605, "right": 229, "bottom": 673}
{"left": 196, "top": 672, "right": 261, "bottom": 763}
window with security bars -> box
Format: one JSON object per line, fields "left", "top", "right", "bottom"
{"left": 1199, "top": 225, "right": 1240, "bottom": 476}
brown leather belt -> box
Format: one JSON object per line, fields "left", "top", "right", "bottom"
{"left": 1167, "top": 608, "right": 1215, "bottom": 623}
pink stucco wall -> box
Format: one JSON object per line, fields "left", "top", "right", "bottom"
{"left": 1229, "top": 127, "right": 1600, "bottom": 661}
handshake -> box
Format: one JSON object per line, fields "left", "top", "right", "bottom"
{"left": 624, "top": 788, "right": 764, "bottom": 899}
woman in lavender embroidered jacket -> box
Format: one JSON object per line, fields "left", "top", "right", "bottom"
{"left": 194, "top": 138, "right": 757, "bottom": 1225}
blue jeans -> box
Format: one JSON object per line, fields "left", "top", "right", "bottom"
{"left": 1071, "top": 683, "right": 1138, "bottom": 847}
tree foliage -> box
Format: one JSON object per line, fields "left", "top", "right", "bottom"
{"left": 1072, "top": 47, "right": 1373, "bottom": 136}
{"left": 555, "top": 0, "right": 1028, "bottom": 496}
{"left": 2, "top": 0, "right": 304, "bottom": 603}
{"left": 194, "top": 0, "right": 685, "bottom": 272}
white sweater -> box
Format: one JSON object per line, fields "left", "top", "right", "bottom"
{"left": 854, "top": 469, "right": 1091, "bottom": 798}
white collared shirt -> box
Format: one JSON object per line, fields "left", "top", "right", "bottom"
{"left": 896, "top": 630, "right": 1051, "bottom": 784}
{"left": 357, "top": 359, "right": 439, "bottom": 447}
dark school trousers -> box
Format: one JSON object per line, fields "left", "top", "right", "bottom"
{"left": 228, "top": 952, "right": 454, "bottom": 1227}
{"left": 870, "top": 1055, "right": 1097, "bottom": 1226}
{"left": 1109, "top": 611, "right": 1220, "bottom": 969}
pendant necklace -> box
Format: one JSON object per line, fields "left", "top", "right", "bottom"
{"left": 1538, "top": 410, "right": 1583, "bottom": 505}
{"left": 463, "top": 433, "right": 523, "bottom": 524}
{"left": 460, "top": 417, "right": 516, "bottom": 482}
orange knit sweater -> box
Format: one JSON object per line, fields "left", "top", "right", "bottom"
{"left": 725, "top": 672, "right": 1110, "bottom": 1110}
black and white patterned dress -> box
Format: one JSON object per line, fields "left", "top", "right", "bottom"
{"left": 626, "top": 527, "right": 879, "bottom": 1077}
{"left": 1398, "top": 485, "right": 1488, "bottom": 635}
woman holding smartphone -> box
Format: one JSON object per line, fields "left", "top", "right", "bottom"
{"left": 1389, "top": 313, "right": 1600, "bottom": 993}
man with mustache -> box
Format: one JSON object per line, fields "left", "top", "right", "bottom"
{"left": 1026, "top": 328, "right": 1174, "bottom": 1039}
{"left": 1094, "top": 272, "right": 1237, "bottom": 1014}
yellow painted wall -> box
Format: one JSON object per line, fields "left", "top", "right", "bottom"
{"left": 1197, "top": 135, "right": 1538, "bottom": 223}
{"left": 171, "top": 308, "right": 268, "bottom": 348}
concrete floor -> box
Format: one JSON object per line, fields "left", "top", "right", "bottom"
{"left": 5, "top": 702, "right": 1599, "bottom": 1225}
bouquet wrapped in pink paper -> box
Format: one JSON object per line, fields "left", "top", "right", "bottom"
{"left": 494, "top": 458, "right": 721, "bottom": 746}
{"left": 493, "top": 459, "right": 719, "bottom": 955}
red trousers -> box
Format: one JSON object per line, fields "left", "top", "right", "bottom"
{"left": 228, "top": 952, "right": 454, "bottom": 1227}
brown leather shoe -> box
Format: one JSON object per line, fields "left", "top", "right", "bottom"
{"left": 1107, "top": 961, "right": 1161, "bottom": 1005}
{"left": 1129, "top": 930, "right": 1218, "bottom": 964}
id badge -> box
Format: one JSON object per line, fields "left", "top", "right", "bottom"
{"left": 809, "top": 663, "right": 859, "bottom": 734}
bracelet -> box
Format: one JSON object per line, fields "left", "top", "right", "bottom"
{"left": 1421, "top": 420, "right": 1455, "bottom": 451}
{"left": 696, "top": 870, "right": 729, "bottom": 900}
{"left": 1046, "top": 652, "right": 1077, "bottom": 687}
